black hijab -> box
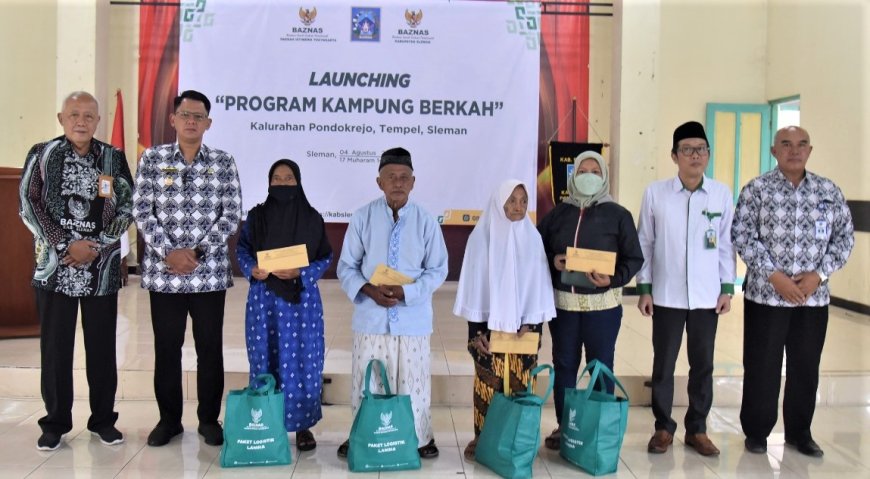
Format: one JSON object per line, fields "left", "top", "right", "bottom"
{"left": 247, "top": 159, "right": 332, "bottom": 303}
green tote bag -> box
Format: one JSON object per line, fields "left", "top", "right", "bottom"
{"left": 348, "top": 359, "right": 421, "bottom": 472}
{"left": 475, "top": 364, "right": 555, "bottom": 479}
{"left": 220, "top": 374, "right": 292, "bottom": 468}
{"left": 560, "top": 359, "right": 629, "bottom": 476}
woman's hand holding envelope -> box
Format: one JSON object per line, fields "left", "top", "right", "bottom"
{"left": 585, "top": 271, "right": 612, "bottom": 287}
{"left": 251, "top": 266, "right": 269, "bottom": 281}
{"left": 271, "top": 268, "right": 300, "bottom": 280}
{"left": 553, "top": 254, "right": 567, "bottom": 272}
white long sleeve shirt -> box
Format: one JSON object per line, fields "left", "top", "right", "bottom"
{"left": 636, "top": 176, "right": 736, "bottom": 309}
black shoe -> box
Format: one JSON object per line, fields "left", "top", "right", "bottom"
{"left": 296, "top": 429, "right": 317, "bottom": 451}
{"left": 36, "top": 432, "right": 63, "bottom": 451}
{"left": 147, "top": 423, "right": 184, "bottom": 447}
{"left": 198, "top": 422, "right": 224, "bottom": 446}
{"left": 744, "top": 436, "right": 767, "bottom": 454}
{"left": 337, "top": 439, "right": 349, "bottom": 458}
{"left": 418, "top": 439, "right": 439, "bottom": 459}
{"left": 786, "top": 437, "right": 824, "bottom": 457}
{"left": 90, "top": 426, "right": 125, "bottom": 445}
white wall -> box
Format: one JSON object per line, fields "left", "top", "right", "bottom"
{"left": 0, "top": 1, "right": 58, "bottom": 167}
{"left": 767, "top": 0, "right": 869, "bottom": 306}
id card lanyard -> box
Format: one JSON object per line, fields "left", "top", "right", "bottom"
{"left": 815, "top": 202, "right": 828, "bottom": 240}
{"left": 701, "top": 208, "right": 720, "bottom": 250}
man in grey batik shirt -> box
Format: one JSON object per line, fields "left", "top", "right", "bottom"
{"left": 732, "top": 126, "right": 854, "bottom": 457}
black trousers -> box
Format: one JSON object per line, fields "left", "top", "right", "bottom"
{"left": 149, "top": 290, "right": 226, "bottom": 426}
{"left": 548, "top": 306, "right": 623, "bottom": 425}
{"left": 650, "top": 305, "right": 718, "bottom": 435}
{"left": 35, "top": 288, "right": 118, "bottom": 434}
{"left": 740, "top": 299, "right": 828, "bottom": 442}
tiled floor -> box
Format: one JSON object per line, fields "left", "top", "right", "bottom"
{"left": 1, "top": 400, "right": 869, "bottom": 478}
{"left": 0, "top": 277, "right": 868, "bottom": 477}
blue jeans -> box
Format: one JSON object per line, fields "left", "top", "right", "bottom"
{"left": 548, "top": 305, "right": 622, "bottom": 425}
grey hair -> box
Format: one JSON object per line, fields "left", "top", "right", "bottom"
{"left": 61, "top": 91, "right": 99, "bottom": 111}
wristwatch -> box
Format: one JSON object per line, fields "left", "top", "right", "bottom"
{"left": 817, "top": 271, "right": 828, "bottom": 284}
{"left": 194, "top": 246, "right": 205, "bottom": 260}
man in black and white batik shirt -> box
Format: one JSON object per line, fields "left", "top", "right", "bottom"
{"left": 20, "top": 91, "right": 133, "bottom": 451}
{"left": 133, "top": 90, "right": 242, "bottom": 448}
{"left": 732, "top": 126, "right": 854, "bottom": 458}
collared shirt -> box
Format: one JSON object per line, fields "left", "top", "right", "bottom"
{"left": 636, "top": 176, "right": 736, "bottom": 309}
{"left": 732, "top": 168, "right": 854, "bottom": 307}
{"left": 337, "top": 197, "right": 448, "bottom": 336}
{"left": 133, "top": 142, "right": 242, "bottom": 293}
{"left": 19, "top": 136, "right": 133, "bottom": 297}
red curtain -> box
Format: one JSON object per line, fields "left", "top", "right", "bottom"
{"left": 537, "top": 7, "right": 591, "bottom": 216}
{"left": 138, "top": 3, "right": 180, "bottom": 158}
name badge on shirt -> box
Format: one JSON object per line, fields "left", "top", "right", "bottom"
{"left": 704, "top": 228, "right": 717, "bottom": 249}
{"left": 815, "top": 220, "right": 827, "bottom": 240}
{"left": 98, "top": 175, "right": 113, "bottom": 197}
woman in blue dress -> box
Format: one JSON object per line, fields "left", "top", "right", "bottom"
{"left": 236, "top": 159, "right": 332, "bottom": 451}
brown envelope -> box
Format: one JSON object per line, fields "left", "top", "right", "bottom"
{"left": 369, "top": 263, "right": 414, "bottom": 286}
{"left": 256, "top": 244, "right": 309, "bottom": 272}
{"left": 565, "top": 247, "right": 616, "bottom": 276}
{"left": 489, "top": 331, "right": 540, "bottom": 355}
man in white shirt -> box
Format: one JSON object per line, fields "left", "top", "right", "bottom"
{"left": 636, "top": 121, "right": 736, "bottom": 456}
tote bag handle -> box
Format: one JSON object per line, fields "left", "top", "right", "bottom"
{"left": 363, "top": 358, "right": 392, "bottom": 398}
{"left": 577, "top": 359, "right": 629, "bottom": 401}
{"left": 512, "top": 364, "right": 555, "bottom": 405}
{"left": 250, "top": 373, "right": 277, "bottom": 395}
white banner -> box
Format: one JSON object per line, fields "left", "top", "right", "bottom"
{"left": 179, "top": 0, "right": 541, "bottom": 222}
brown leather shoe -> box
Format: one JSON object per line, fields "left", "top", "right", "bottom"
{"left": 647, "top": 430, "right": 673, "bottom": 454}
{"left": 685, "top": 433, "right": 720, "bottom": 456}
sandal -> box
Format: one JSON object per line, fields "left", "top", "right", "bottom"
{"left": 544, "top": 427, "right": 561, "bottom": 450}
{"left": 418, "top": 439, "right": 440, "bottom": 459}
{"left": 337, "top": 439, "right": 349, "bottom": 458}
{"left": 296, "top": 429, "right": 316, "bottom": 451}
{"left": 463, "top": 437, "right": 478, "bottom": 461}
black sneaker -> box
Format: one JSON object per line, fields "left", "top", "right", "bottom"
{"left": 198, "top": 422, "right": 224, "bottom": 446}
{"left": 36, "top": 432, "right": 63, "bottom": 451}
{"left": 147, "top": 423, "right": 184, "bottom": 447}
{"left": 90, "top": 426, "right": 125, "bottom": 445}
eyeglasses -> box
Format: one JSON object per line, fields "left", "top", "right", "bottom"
{"left": 678, "top": 146, "right": 710, "bottom": 156}
{"left": 176, "top": 111, "right": 208, "bottom": 123}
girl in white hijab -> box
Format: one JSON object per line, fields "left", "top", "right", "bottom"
{"left": 453, "top": 179, "right": 556, "bottom": 460}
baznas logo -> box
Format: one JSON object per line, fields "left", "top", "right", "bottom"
{"left": 299, "top": 7, "right": 317, "bottom": 26}
{"left": 404, "top": 9, "right": 423, "bottom": 28}
{"left": 380, "top": 411, "right": 392, "bottom": 427}
{"left": 568, "top": 408, "right": 576, "bottom": 425}
{"left": 251, "top": 408, "right": 263, "bottom": 424}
